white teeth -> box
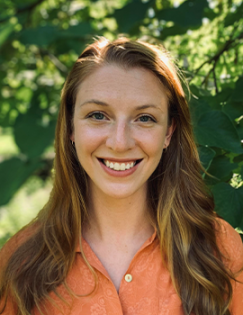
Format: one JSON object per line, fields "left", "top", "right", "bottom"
{"left": 103, "top": 160, "right": 136, "bottom": 171}
{"left": 114, "top": 163, "right": 120, "bottom": 170}
{"left": 128, "top": 162, "right": 134, "bottom": 169}
{"left": 121, "top": 163, "right": 126, "bottom": 171}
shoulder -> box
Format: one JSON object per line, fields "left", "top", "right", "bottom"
{"left": 0, "top": 222, "right": 39, "bottom": 269}
{"left": 215, "top": 218, "right": 243, "bottom": 273}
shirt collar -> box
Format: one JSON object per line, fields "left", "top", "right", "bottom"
{"left": 75, "top": 229, "right": 157, "bottom": 253}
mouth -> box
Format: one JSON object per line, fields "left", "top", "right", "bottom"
{"left": 98, "top": 158, "right": 143, "bottom": 171}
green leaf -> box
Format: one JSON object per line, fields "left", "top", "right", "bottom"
{"left": 114, "top": 0, "right": 153, "bottom": 33}
{"left": 194, "top": 110, "right": 243, "bottom": 154}
{"left": 18, "top": 25, "right": 59, "bottom": 46}
{"left": 49, "top": 23, "right": 92, "bottom": 55}
{"left": 55, "top": 39, "right": 85, "bottom": 55}
{"left": 235, "top": 119, "right": 243, "bottom": 141}
{"left": 240, "top": 166, "right": 243, "bottom": 181}
{"left": 198, "top": 146, "right": 216, "bottom": 170}
{"left": 224, "top": 3, "right": 243, "bottom": 27}
{"left": 157, "top": 0, "right": 208, "bottom": 28}
{"left": 0, "top": 157, "right": 42, "bottom": 206}
{"left": 203, "top": 6, "right": 218, "bottom": 20}
{"left": 189, "top": 97, "right": 212, "bottom": 124}
{"left": 0, "top": 21, "right": 15, "bottom": 47}
{"left": 206, "top": 155, "right": 237, "bottom": 183}
{"left": 223, "top": 101, "right": 243, "bottom": 121}
{"left": 59, "top": 23, "right": 93, "bottom": 38}
{"left": 213, "top": 87, "right": 233, "bottom": 103}
{"left": 18, "top": 23, "right": 94, "bottom": 49}
{"left": 205, "top": 88, "right": 232, "bottom": 110}
{"left": 211, "top": 183, "right": 243, "bottom": 228}
{"left": 160, "top": 24, "right": 188, "bottom": 39}
{"left": 189, "top": 85, "right": 211, "bottom": 98}
{"left": 230, "top": 76, "right": 243, "bottom": 102}
{"left": 14, "top": 107, "right": 56, "bottom": 158}
{"left": 233, "top": 154, "right": 243, "bottom": 163}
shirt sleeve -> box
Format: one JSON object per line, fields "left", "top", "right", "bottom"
{"left": 216, "top": 219, "right": 243, "bottom": 315}
{"left": 0, "top": 225, "right": 37, "bottom": 315}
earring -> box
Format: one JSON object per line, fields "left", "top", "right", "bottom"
{"left": 71, "top": 140, "right": 74, "bottom": 146}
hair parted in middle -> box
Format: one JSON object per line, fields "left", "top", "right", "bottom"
{"left": 0, "top": 37, "right": 235, "bottom": 315}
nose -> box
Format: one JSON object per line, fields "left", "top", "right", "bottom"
{"left": 106, "top": 119, "right": 135, "bottom": 152}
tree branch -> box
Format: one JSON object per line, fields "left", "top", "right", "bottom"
{"left": 201, "top": 59, "right": 218, "bottom": 93}
{"left": 212, "top": 64, "right": 218, "bottom": 94}
{"left": 201, "top": 68, "right": 212, "bottom": 87}
{"left": 190, "top": 25, "right": 243, "bottom": 82}
{"left": 39, "top": 49, "right": 69, "bottom": 74}
{"left": 47, "top": 53, "right": 68, "bottom": 74}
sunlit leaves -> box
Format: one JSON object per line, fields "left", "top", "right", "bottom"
{"left": 0, "top": 0, "right": 243, "bottom": 228}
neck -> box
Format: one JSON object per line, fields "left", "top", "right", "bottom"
{"left": 83, "top": 184, "right": 154, "bottom": 245}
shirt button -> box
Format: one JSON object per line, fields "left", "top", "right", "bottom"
{"left": 124, "top": 274, "right": 132, "bottom": 282}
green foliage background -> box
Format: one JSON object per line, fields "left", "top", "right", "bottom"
{"left": 0, "top": 0, "right": 243, "bottom": 245}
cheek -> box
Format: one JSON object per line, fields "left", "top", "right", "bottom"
{"left": 135, "top": 129, "right": 165, "bottom": 158}
{"left": 74, "top": 125, "right": 105, "bottom": 160}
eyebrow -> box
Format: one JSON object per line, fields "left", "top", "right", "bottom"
{"left": 79, "top": 99, "right": 163, "bottom": 111}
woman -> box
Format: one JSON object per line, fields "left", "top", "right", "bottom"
{"left": 0, "top": 37, "right": 243, "bottom": 315}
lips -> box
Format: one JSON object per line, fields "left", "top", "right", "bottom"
{"left": 98, "top": 158, "right": 143, "bottom": 172}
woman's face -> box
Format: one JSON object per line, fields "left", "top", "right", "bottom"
{"left": 71, "top": 65, "right": 174, "bottom": 199}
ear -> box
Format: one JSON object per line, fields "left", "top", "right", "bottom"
{"left": 164, "top": 119, "right": 176, "bottom": 149}
{"left": 70, "top": 133, "right": 74, "bottom": 142}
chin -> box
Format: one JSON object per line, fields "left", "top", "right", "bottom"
{"left": 98, "top": 183, "right": 147, "bottom": 200}
{"left": 101, "top": 189, "right": 136, "bottom": 200}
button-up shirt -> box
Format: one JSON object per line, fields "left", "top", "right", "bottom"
{"left": 1, "top": 219, "right": 243, "bottom": 314}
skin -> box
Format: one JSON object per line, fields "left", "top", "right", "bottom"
{"left": 71, "top": 65, "right": 175, "bottom": 291}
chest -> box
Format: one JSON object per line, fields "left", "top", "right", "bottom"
{"left": 91, "top": 245, "right": 140, "bottom": 292}
{"left": 34, "top": 242, "right": 184, "bottom": 315}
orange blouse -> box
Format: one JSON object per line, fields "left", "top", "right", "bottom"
{"left": 1, "top": 219, "right": 243, "bottom": 315}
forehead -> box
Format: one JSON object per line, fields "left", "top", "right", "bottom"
{"left": 75, "top": 65, "right": 168, "bottom": 110}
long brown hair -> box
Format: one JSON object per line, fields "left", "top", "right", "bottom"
{"left": 0, "top": 37, "right": 236, "bottom": 315}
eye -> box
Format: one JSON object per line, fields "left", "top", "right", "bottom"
{"left": 87, "top": 111, "right": 107, "bottom": 120}
{"left": 138, "top": 115, "right": 156, "bottom": 123}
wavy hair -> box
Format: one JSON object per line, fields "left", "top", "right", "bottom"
{"left": 0, "top": 37, "right": 236, "bottom": 315}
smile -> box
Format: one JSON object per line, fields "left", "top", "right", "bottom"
{"left": 104, "top": 160, "right": 135, "bottom": 171}
{"left": 99, "top": 159, "right": 142, "bottom": 171}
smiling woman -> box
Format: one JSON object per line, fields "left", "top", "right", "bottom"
{"left": 71, "top": 65, "right": 173, "bottom": 199}
{"left": 0, "top": 37, "right": 243, "bottom": 315}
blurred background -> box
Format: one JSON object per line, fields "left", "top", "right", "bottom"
{"left": 0, "top": 0, "right": 243, "bottom": 248}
